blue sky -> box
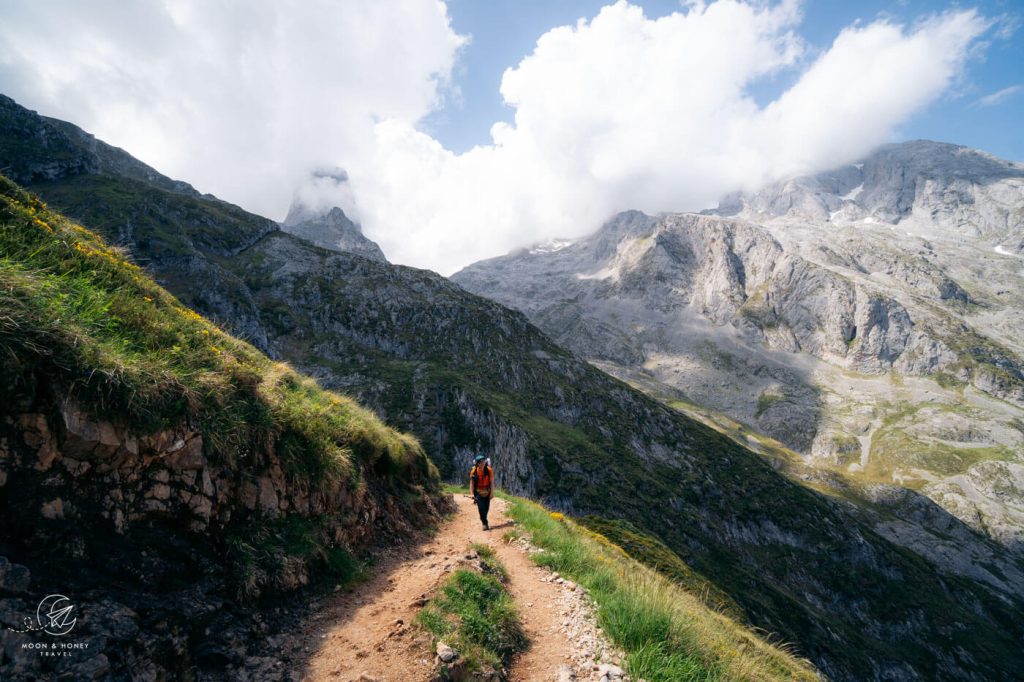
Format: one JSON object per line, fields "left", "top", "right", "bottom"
{"left": 431, "top": 0, "right": 1024, "bottom": 160}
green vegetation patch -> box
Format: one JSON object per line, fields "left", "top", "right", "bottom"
{"left": 416, "top": 548, "right": 526, "bottom": 676}
{"left": 227, "top": 515, "right": 367, "bottom": 600}
{"left": 755, "top": 388, "right": 786, "bottom": 418}
{"left": 506, "top": 497, "right": 818, "bottom": 682}
{"left": 869, "top": 429, "right": 1015, "bottom": 483}
{"left": 862, "top": 402, "right": 1017, "bottom": 484}
{"left": 0, "top": 175, "right": 436, "bottom": 490}
{"left": 577, "top": 516, "right": 743, "bottom": 621}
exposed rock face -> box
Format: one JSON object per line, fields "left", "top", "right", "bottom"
{"left": 281, "top": 202, "right": 387, "bottom": 263}
{"left": 5, "top": 400, "right": 402, "bottom": 538}
{"left": 0, "top": 394, "right": 444, "bottom": 679}
{"left": 5, "top": 97, "right": 1024, "bottom": 680}
{"left": 729, "top": 140, "right": 1024, "bottom": 242}
{"left": 924, "top": 461, "right": 1024, "bottom": 553}
{"left": 858, "top": 483, "right": 1024, "bottom": 597}
{"left": 455, "top": 211, "right": 978, "bottom": 450}
{"left": 453, "top": 142, "right": 1024, "bottom": 559}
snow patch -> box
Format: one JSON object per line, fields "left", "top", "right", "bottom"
{"left": 841, "top": 184, "right": 864, "bottom": 202}
{"left": 530, "top": 238, "right": 575, "bottom": 255}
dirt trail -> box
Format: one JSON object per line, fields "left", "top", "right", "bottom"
{"left": 300, "top": 495, "right": 577, "bottom": 682}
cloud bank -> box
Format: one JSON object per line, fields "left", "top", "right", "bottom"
{"left": 0, "top": 0, "right": 465, "bottom": 221}
{"left": 0, "top": 1, "right": 991, "bottom": 274}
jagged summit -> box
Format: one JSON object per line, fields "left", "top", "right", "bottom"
{"left": 280, "top": 200, "right": 387, "bottom": 262}
{"left": 715, "top": 139, "right": 1024, "bottom": 246}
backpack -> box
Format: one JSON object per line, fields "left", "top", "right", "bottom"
{"left": 470, "top": 464, "right": 493, "bottom": 493}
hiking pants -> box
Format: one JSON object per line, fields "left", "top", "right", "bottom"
{"left": 476, "top": 495, "right": 491, "bottom": 525}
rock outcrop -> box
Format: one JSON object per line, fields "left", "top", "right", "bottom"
{"left": 281, "top": 202, "right": 388, "bottom": 263}
{"left": 0, "top": 391, "right": 445, "bottom": 680}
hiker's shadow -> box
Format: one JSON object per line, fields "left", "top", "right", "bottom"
{"left": 488, "top": 521, "right": 514, "bottom": 531}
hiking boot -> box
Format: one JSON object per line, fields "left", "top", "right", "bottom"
{"left": 483, "top": 523, "right": 490, "bottom": 531}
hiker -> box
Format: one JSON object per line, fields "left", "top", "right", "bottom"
{"left": 469, "top": 454, "right": 494, "bottom": 530}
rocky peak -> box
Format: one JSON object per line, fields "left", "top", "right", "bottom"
{"left": 580, "top": 209, "right": 660, "bottom": 261}
{"left": 720, "top": 139, "right": 1024, "bottom": 244}
{"left": 280, "top": 200, "right": 387, "bottom": 262}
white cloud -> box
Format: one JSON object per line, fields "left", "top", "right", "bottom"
{"left": 0, "top": 1, "right": 992, "bottom": 275}
{"left": 975, "top": 84, "right": 1022, "bottom": 108}
{"left": 347, "top": 2, "right": 989, "bottom": 274}
{"left": 0, "top": 0, "right": 466, "bottom": 220}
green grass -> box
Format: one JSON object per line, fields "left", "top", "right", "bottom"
{"left": 227, "top": 515, "right": 368, "bottom": 599}
{"left": 504, "top": 495, "right": 818, "bottom": 682}
{"left": 416, "top": 548, "right": 527, "bottom": 676}
{"left": 576, "top": 516, "right": 744, "bottom": 621}
{"left": 470, "top": 542, "right": 509, "bottom": 581}
{"left": 856, "top": 401, "right": 1018, "bottom": 485}
{"left": 0, "top": 175, "right": 436, "bottom": 487}
{"left": 868, "top": 430, "right": 1015, "bottom": 484}
{"left": 755, "top": 388, "right": 786, "bottom": 418}
{"left": 0, "top": 174, "right": 442, "bottom": 597}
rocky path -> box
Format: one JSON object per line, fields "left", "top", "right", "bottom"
{"left": 293, "top": 495, "right": 624, "bottom": 682}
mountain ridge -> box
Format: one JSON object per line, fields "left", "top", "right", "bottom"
{"left": 453, "top": 140, "right": 1024, "bottom": 585}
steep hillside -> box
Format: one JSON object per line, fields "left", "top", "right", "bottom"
{"left": 0, "top": 176, "right": 446, "bottom": 679}
{"left": 4, "top": 96, "right": 1024, "bottom": 680}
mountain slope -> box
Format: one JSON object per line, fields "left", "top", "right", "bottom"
{"left": 4, "top": 95, "right": 1024, "bottom": 680}
{"left": 453, "top": 143, "right": 1024, "bottom": 566}
{"left": 0, "top": 176, "right": 445, "bottom": 679}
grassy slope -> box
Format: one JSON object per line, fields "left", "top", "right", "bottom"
{"left": 0, "top": 174, "right": 440, "bottom": 588}
{"left": 499, "top": 490, "right": 819, "bottom": 682}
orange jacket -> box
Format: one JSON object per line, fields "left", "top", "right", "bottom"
{"left": 470, "top": 464, "right": 493, "bottom": 498}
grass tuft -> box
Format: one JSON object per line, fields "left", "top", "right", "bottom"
{"left": 416, "top": 549, "right": 526, "bottom": 675}
{"left": 226, "top": 515, "right": 367, "bottom": 599}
